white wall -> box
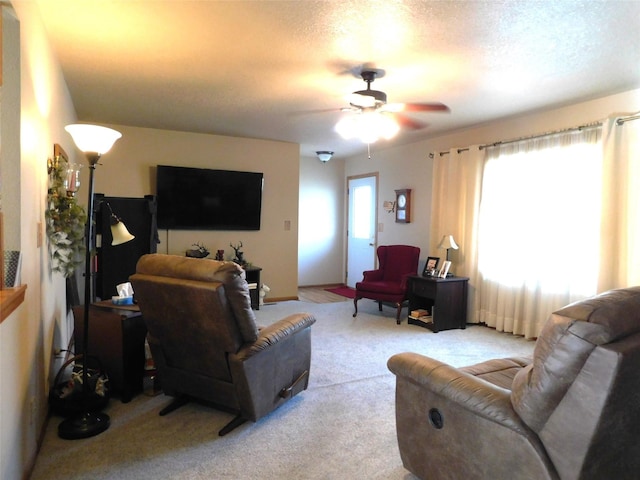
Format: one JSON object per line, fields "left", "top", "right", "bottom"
{"left": 1, "top": 7, "right": 20, "bottom": 249}
{"left": 298, "top": 154, "right": 345, "bottom": 286}
{"left": 343, "top": 143, "right": 435, "bottom": 273}
{"left": 417, "top": 88, "right": 640, "bottom": 159}
{"left": 84, "top": 124, "right": 301, "bottom": 300}
{"left": 1, "top": 2, "right": 78, "bottom": 479}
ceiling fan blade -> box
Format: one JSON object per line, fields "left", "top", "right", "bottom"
{"left": 402, "top": 102, "right": 450, "bottom": 113}
{"left": 394, "top": 113, "right": 429, "bottom": 130}
{"left": 289, "top": 107, "right": 344, "bottom": 116}
{"left": 380, "top": 103, "right": 405, "bottom": 113}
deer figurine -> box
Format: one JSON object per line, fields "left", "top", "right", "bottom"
{"left": 230, "top": 241, "right": 244, "bottom": 265}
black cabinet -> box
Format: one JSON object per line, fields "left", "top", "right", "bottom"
{"left": 94, "top": 195, "right": 159, "bottom": 301}
{"left": 244, "top": 266, "right": 261, "bottom": 310}
{"left": 73, "top": 303, "right": 146, "bottom": 402}
{"left": 407, "top": 276, "right": 469, "bottom": 332}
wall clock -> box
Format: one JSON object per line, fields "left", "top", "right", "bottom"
{"left": 395, "top": 189, "right": 411, "bottom": 223}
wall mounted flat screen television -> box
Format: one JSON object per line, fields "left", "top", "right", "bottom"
{"left": 156, "top": 165, "right": 263, "bottom": 230}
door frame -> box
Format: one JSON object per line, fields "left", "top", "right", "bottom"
{"left": 346, "top": 172, "right": 379, "bottom": 285}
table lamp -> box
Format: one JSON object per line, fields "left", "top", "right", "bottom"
{"left": 438, "top": 234, "right": 459, "bottom": 261}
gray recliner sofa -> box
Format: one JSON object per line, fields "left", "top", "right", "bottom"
{"left": 130, "top": 254, "right": 316, "bottom": 435}
{"left": 388, "top": 286, "right": 640, "bottom": 479}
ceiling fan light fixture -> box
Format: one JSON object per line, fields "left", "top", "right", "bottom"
{"left": 332, "top": 65, "right": 446, "bottom": 145}
{"left": 381, "top": 103, "right": 405, "bottom": 113}
{"left": 316, "top": 151, "right": 334, "bottom": 163}
{"left": 376, "top": 113, "right": 401, "bottom": 140}
{"left": 335, "top": 111, "right": 400, "bottom": 144}
{"left": 347, "top": 93, "right": 377, "bottom": 108}
{"left": 349, "top": 89, "right": 387, "bottom": 108}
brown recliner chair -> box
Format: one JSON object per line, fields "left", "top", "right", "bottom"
{"left": 388, "top": 287, "right": 640, "bottom": 480}
{"left": 353, "top": 245, "right": 420, "bottom": 324}
{"left": 130, "top": 254, "right": 316, "bottom": 435}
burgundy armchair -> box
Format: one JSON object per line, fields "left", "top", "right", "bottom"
{"left": 353, "top": 245, "right": 420, "bottom": 324}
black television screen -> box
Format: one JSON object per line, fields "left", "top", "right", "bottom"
{"left": 156, "top": 165, "right": 263, "bottom": 230}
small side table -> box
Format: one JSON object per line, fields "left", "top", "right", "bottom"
{"left": 73, "top": 302, "right": 147, "bottom": 402}
{"left": 407, "top": 275, "right": 469, "bottom": 332}
{"left": 244, "top": 266, "right": 262, "bottom": 310}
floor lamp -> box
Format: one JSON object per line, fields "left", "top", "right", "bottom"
{"left": 58, "top": 124, "right": 131, "bottom": 440}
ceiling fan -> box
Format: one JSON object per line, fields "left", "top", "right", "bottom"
{"left": 341, "top": 67, "right": 450, "bottom": 131}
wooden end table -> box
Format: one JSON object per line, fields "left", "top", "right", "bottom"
{"left": 407, "top": 275, "right": 469, "bottom": 332}
{"left": 73, "top": 301, "right": 146, "bottom": 402}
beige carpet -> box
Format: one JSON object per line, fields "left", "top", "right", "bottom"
{"left": 31, "top": 299, "right": 534, "bottom": 480}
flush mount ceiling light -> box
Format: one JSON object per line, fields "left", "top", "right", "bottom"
{"left": 316, "top": 151, "right": 334, "bottom": 163}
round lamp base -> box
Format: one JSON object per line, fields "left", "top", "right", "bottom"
{"left": 58, "top": 411, "right": 110, "bottom": 440}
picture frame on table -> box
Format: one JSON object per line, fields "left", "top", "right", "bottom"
{"left": 439, "top": 260, "right": 452, "bottom": 278}
{"left": 422, "top": 256, "right": 440, "bottom": 277}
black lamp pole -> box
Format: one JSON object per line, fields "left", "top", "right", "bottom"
{"left": 58, "top": 153, "right": 111, "bottom": 439}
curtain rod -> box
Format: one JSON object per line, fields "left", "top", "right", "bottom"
{"left": 617, "top": 113, "right": 640, "bottom": 125}
{"left": 429, "top": 120, "right": 605, "bottom": 158}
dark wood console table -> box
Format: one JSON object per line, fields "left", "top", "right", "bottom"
{"left": 73, "top": 301, "right": 146, "bottom": 402}
{"left": 244, "top": 266, "right": 261, "bottom": 310}
{"left": 407, "top": 275, "right": 469, "bottom": 332}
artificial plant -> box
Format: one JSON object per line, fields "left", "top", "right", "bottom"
{"left": 46, "top": 154, "right": 87, "bottom": 277}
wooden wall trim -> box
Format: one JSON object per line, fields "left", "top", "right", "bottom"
{"left": 0, "top": 285, "right": 27, "bottom": 323}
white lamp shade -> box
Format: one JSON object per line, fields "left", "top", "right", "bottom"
{"left": 438, "top": 234, "right": 459, "bottom": 250}
{"left": 65, "top": 124, "right": 122, "bottom": 154}
{"left": 110, "top": 221, "right": 135, "bottom": 246}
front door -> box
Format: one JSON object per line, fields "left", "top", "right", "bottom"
{"left": 346, "top": 174, "right": 377, "bottom": 287}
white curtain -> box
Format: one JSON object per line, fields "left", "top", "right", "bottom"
{"left": 475, "top": 127, "right": 602, "bottom": 338}
{"left": 598, "top": 115, "right": 640, "bottom": 290}
{"left": 430, "top": 146, "right": 485, "bottom": 320}
{"left": 431, "top": 118, "right": 639, "bottom": 339}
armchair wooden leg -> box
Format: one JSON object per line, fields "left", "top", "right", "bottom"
{"left": 353, "top": 297, "right": 359, "bottom": 317}
{"left": 395, "top": 303, "right": 403, "bottom": 324}
{"left": 159, "top": 395, "right": 189, "bottom": 416}
{"left": 378, "top": 301, "right": 383, "bottom": 312}
{"left": 219, "top": 414, "right": 247, "bottom": 436}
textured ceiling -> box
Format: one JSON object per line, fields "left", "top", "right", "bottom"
{"left": 35, "top": 0, "right": 640, "bottom": 159}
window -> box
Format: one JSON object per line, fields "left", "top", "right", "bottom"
{"left": 352, "top": 184, "right": 373, "bottom": 239}
{"left": 478, "top": 128, "right": 602, "bottom": 297}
